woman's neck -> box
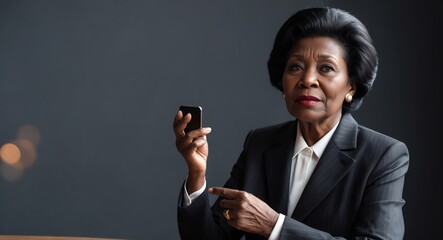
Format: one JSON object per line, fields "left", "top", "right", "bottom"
{"left": 298, "top": 114, "right": 341, "bottom": 146}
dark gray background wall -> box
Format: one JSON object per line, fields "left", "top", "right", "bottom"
{"left": 1, "top": 1, "right": 442, "bottom": 239}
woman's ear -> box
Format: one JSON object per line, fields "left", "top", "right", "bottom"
{"left": 349, "top": 81, "right": 356, "bottom": 96}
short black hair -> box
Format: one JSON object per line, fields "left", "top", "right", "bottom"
{"left": 267, "top": 7, "right": 378, "bottom": 111}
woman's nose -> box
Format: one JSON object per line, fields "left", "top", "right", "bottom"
{"left": 298, "top": 68, "right": 319, "bottom": 88}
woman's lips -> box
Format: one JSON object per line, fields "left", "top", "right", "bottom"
{"left": 296, "top": 95, "right": 320, "bottom": 106}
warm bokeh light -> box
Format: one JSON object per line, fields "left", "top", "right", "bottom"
{"left": 1, "top": 123, "right": 40, "bottom": 181}
{"left": 18, "top": 123, "right": 41, "bottom": 145}
{"left": 13, "top": 139, "right": 37, "bottom": 168}
{"left": 0, "top": 143, "right": 21, "bottom": 165}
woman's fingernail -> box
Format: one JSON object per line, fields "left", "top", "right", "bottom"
{"left": 204, "top": 127, "right": 212, "bottom": 132}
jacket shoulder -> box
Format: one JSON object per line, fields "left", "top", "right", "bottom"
{"left": 357, "top": 125, "right": 407, "bottom": 148}
{"left": 244, "top": 121, "right": 295, "bottom": 148}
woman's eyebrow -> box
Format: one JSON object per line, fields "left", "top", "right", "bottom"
{"left": 318, "top": 54, "right": 339, "bottom": 61}
{"left": 288, "top": 53, "right": 339, "bottom": 61}
{"left": 287, "top": 54, "right": 304, "bottom": 60}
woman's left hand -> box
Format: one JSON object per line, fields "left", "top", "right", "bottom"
{"left": 209, "top": 187, "right": 279, "bottom": 238}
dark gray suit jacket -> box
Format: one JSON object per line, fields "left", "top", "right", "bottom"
{"left": 177, "top": 113, "right": 409, "bottom": 239}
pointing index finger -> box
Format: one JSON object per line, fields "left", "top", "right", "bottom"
{"left": 209, "top": 187, "right": 241, "bottom": 199}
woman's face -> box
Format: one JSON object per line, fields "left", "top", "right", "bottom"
{"left": 282, "top": 36, "right": 355, "bottom": 126}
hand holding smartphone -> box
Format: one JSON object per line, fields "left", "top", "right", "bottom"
{"left": 179, "top": 105, "right": 202, "bottom": 134}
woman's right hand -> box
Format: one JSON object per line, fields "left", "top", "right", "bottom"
{"left": 173, "top": 110, "right": 211, "bottom": 193}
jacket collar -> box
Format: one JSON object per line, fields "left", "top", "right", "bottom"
{"left": 264, "top": 120, "right": 297, "bottom": 215}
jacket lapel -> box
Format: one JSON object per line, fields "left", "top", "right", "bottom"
{"left": 264, "top": 121, "right": 297, "bottom": 215}
{"left": 291, "top": 113, "right": 358, "bottom": 220}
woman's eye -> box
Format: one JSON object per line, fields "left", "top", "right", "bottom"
{"left": 320, "top": 65, "right": 335, "bottom": 72}
{"left": 288, "top": 64, "right": 303, "bottom": 71}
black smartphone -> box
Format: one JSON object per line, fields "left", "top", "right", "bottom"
{"left": 179, "top": 105, "right": 202, "bottom": 134}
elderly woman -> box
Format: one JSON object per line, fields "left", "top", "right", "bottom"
{"left": 173, "top": 7, "right": 409, "bottom": 240}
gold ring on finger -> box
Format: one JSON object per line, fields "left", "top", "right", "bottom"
{"left": 223, "top": 209, "right": 231, "bottom": 221}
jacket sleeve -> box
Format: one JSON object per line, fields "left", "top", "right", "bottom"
{"left": 177, "top": 186, "right": 229, "bottom": 240}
